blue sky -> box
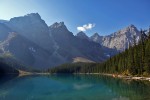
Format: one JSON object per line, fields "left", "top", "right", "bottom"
{"left": 0, "top": 0, "right": 150, "bottom": 36}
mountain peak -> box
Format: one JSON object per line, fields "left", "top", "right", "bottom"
{"left": 126, "top": 24, "right": 137, "bottom": 30}
{"left": 5, "top": 13, "right": 53, "bottom": 51}
{"left": 50, "top": 22, "right": 67, "bottom": 29}
{"left": 98, "top": 24, "right": 141, "bottom": 51}
{"left": 9, "top": 13, "right": 42, "bottom": 22}
{"left": 25, "top": 13, "right": 41, "bottom": 19}
{"left": 90, "top": 32, "right": 103, "bottom": 43}
{"left": 91, "top": 33, "right": 101, "bottom": 39}
{"left": 93, "top": 33, "right": 100, "bottom": 37}
{"left": 116, "top": 24, "right": 139, "bottom": 36}
{"left": 76, "top": 31, "right": 86, "bottom": 35}
{"left": 129, "top": 24, "right": 135, "bottom": 27}
{"left": 49, "top": 22, "right": 73, "bottom": 37}
{"left": 76, "top": 31, "right": 89, "bottom": 40}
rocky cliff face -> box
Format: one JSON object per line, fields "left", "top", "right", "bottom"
{"left": 90, "top": 25, "right": 141, "bottom": 51}
{"left": 0, "top": 23, "right": 11, "bottom": 41}
{"left": 5, "top": 13, "right": 54, "bottom": 51}
{"left": 90, "top": 33, "right": 103, "bottom": 43}
{"left": 0, "top": 32, "right": 54, "bottom": 68}
{"left": 76, "top": 31, "right": 89, "bottom": 40}
{"left": 0, "top": 13, "right": 109, "bottom": 69}
{"left": 0, "top": 13, "right": 141, "bottom": 69}
{"left": 49, "top": 22, "right": 107, "bottom": 63}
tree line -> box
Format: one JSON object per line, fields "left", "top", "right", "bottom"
{"left": 49, "top": 28, "right": 150, "bottom": 76}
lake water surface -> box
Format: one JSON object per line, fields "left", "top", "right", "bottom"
{"left": 0, "top": 74, "right": 150, "bottom": 100}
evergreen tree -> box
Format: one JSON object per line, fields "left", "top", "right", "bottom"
{"left": 49, "top": 30, "right": 150, "bottom": 76}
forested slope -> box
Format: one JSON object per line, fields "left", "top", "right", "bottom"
{"left": 49, "top": 29, "right": 150, "bottom": 76}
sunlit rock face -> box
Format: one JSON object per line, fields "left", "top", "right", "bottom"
{"left": 90, "top": 25, "right": 141, "bottom": 51}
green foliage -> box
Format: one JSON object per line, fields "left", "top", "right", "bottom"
{"left": 0, "top": 52, "right": 40, "bottom": 73}
{"left": 49, "top": 31, "right": 150, "bottom": 76}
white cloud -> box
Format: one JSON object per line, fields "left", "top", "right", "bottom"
{"left": 77, "top": 23, "right": 95, "bottom": 32}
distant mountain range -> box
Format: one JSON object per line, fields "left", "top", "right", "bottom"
{"left": 90, "top": 25, "right": 141, "bottom": 51}
{"left": 0, "top": 13, "right": 144, "bottom": 70}
{"left": 76, "top": 25, "right": 141, "bottom": 51}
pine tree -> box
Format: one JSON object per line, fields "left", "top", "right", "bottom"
{"left": 148, "top": 27, "right": 150, "bottom": 39}
{"left": 144, "top": 40, "right": 150, "bottom": 74}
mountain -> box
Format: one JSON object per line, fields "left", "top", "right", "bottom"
{"left": 0, "top": 33, "right": 55, "bottom": 68}
{"left": 0, "top": 13, "right": 110, "bottom": 69}
{"left": 0, "top": 23, "right": 11, "bottom": 41}
{"left": 0, "top": 13, "right": 141, "bottom": 70}
{"left": 90, "top": 25, "right": 141, "bottom": 51}
{"left": 90, "top": 33, "right": 103, "bottom": 43}
{"left": 49, "top": 33, "right": 150, "bottom": 76}
{"left": 0, "top": 20, "right": 8, "bottom": 23}
{"left": 49, "top": 22, "right": 108, "bottom": 63}
{"left": 76, "top": 31, "right": 89, "bottom": 40}
{"left": 5, "top": 13, "right": 55, "bottom": 51}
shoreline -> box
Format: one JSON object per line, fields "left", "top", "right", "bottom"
{"left": 18, "top": 70, "right": 33, "bottom": 77}
{"left": 114, "top": 74, "right": 150, "bottom": 81}
{"left": 18, "top": 70, "right": 50, "bottom": 77}
{"left": 17, "top": 71, "right": 150, "bottom": 82}
{"left": 73, "top": 73, "right": 150, "bottom": 82}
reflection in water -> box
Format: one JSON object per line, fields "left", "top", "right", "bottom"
{"left": 73, "top": 83, "right": 93, "bottom": 90}
{"left": 0, "top": 74, "right": 18, "bottom": 84}
{"left": 0, "top": 74, "right": 150, "bottom": 100}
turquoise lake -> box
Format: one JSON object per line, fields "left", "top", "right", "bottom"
{"left": 0, "top": 74, "right": 150, "bottom": 100}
